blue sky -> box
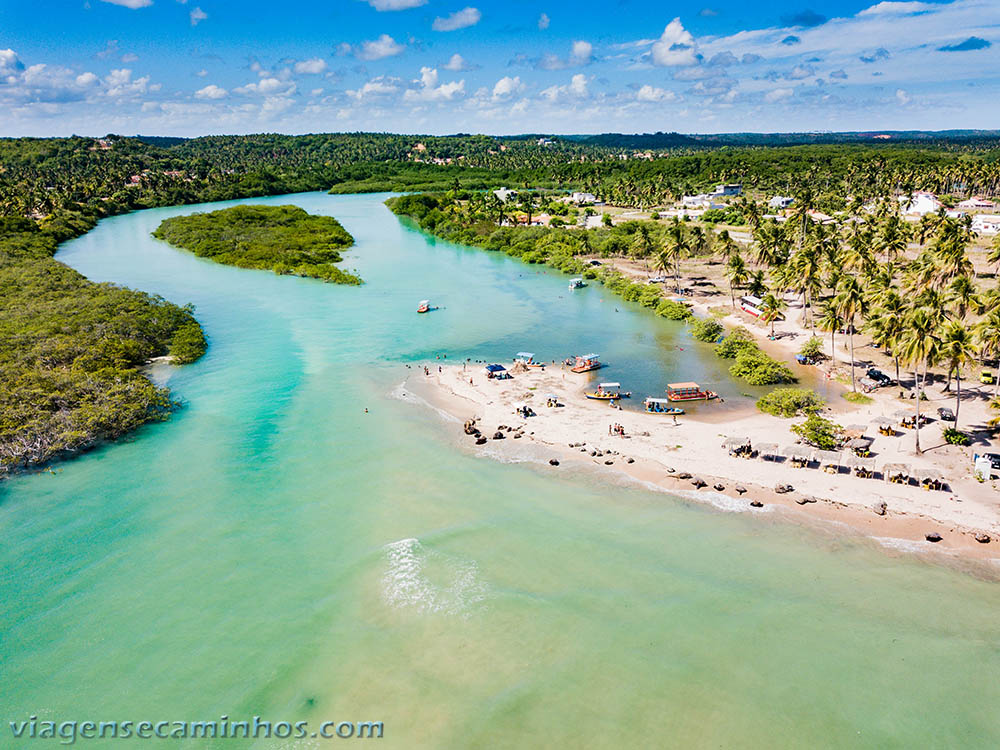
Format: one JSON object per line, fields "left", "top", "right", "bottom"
{"left": 0, "top": 0, "right": 998, "bottom": 136}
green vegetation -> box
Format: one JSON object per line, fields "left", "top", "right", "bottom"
{"left": 153, "top": 205, "right": 360, "bottom": 284}
{"left": 799, "top": 336, "right": 824, "bottom": 360}
{"left": 943, "top": 427, "right": 971, "bottom": 445}
{"left": 0, "top": 257, "right": 205, "bottom": 471}
{"left": 689, "top": 318, "right": 724, "bottom": 342}
{"left": 729, "top": 348, "right": 797, "bottom": 386}
{"left": 715, "top": 327, "right": 758, "bottom": 358}
{"left": 842, "top": 391, "right": 873, "bottom": 404}
{"left": 792, "top": 413, "right": 842, "bottom": 451}
{"left": 756, "top": 388, "right": 824, "bottom": 418}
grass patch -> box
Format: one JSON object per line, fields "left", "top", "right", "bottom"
{"left": 842, "top": 391, "right": 873, "bottom": 404}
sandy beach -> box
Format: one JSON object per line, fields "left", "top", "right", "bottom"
{"left": 404, "top": 358, "right": 1000, "bottom": 565}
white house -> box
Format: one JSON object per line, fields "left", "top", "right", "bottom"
{"left": 972, "top": 214, "right": 1000, "bottom": 235}
{"left": 769, "top": 196, "right": 794, "bottom": 210}
{"left": 569, "top": 191, "right": 598, "bottom": 205}
{"left": 681, "top": 194, "right": 724, "bottom": 210}
{"left": 899, "top": 191, "right": 941, "bottom": 216}
{"left": 957, "top": 196, "right": 997, "bottom": 211}
{"left": 494, "top": 187, "right": 517, "bottom": 203}
{"left": 712, "top": 184, "right": 742, "bottom": 197}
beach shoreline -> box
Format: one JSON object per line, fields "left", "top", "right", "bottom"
{"left": 401, "top": 361, "right": 1000, "bottom": 567}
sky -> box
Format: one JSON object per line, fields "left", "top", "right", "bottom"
{"left": 0, "top": 0, "right": 998, "bottom": 137}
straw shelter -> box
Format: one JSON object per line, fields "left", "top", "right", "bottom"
{"left": 756, "top": 443, "right": 779, "bottom": 460}
{"left": 843, "top": 424, "right": 867, "bottom": 439}
{"left": 723, "top": 436, "right": 752, "bottom": 456}
{"left": 918, "top": 467, "right": 946, "bottom": 491}
{"left": 845, "top": 454, "right": 876, "bottom": 478}
{"left": 816, "top": 450, "right": 844, "bottom": 473}
{"left": 782, "top": 445, "right": 813, "bottom": 467}
{"left": 847, "top": 436, "right": 874, "bottom": 457}
{"left": 872, "top": 416, "right": 896, "bottom": 436}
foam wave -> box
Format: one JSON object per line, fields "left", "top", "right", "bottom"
{"left": 872, "top": 536, "right": 954, "bottom": 556}
{"left": 382, "top": 538, "right": 487, "bottom": 617}
{"left": 670, "top": 489, "right": 773, "bottom": 514}
{"left": 387, "top": 381, "right": 461, "bottom": 424}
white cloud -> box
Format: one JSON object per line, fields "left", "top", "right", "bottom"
{"left": 0, "top": 49, "right": 24, "bottom": 75}
{"left": 195, "top": 84, "right": 227, "bottom": 99}
{"left": 541, "top": 73, "right": 589, "bottom": 101}
{"left": 538, "top": 12, "right": 550, "bottom": 30}
{"left": 195, "top": 68, "right": 208, "bottom": 77}
{"left": 121, "top": 53, "right": 139, "bottom": 63}
{"left": 651, "top": 18, "right": 699, "bottom": 66}
{"left": 356, "top": 34, "right": 405, "bottom": 61}
{"left": 443, "top": 53, "right": 476, "bottom": 71}
{"left": 234, "top": 77, "right": 296, "bottom": 96}
{"left": 570, "top": 40, "right": 593, "bottom": 65}
{"left": 636, "top": 84, "right": 676, "bottom": 102}
{"left": 858, "top": 2, "right": 937, "bottom": 17}
{"left": 294, "top": 58, "right": 328, "bottom": 74}
{"left": 404, "top": 66, "right": 466, "bottom": 101}
{"left": 432, "top": 7, "right": 481, "bottom": 32}
{"left": 75, "top": 72, "right": 99, "bottom": 86}
{"left": 492, "top": 75, "right": 523, "bottom": 99}
{"left": 896, "top": 88, "right": 911, "bottom": 104}
{"left": 366, "top": 0, "right": 426, "bottom": 9}
{"left": 100, "top": 0, "right": 152, "bottom": 8}
{"left": 765, "top": 87, "right": 793, "bottom": 103}
{"left": 346, "top": 76, "right": 399, "bottom": 99}
{"left": 104, "top": 68, "right": 151, "bottom": 97}
{"left": 189, "top": 6, "right": 207, "bottom": 25}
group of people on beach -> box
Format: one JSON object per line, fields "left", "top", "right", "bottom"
{"left": 608, "top": 423, "right": 627, "bottom": 437}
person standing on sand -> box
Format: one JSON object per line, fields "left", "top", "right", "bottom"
{"left": 672, "top": 415, "right": 678, "bottom": 425}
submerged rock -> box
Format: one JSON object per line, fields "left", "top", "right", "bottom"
{"left": 492, "top": 432, "right": 505, "bottom": 440}
{"left": 677, "top": 472, "right": 692, "bottom": 480}
{"left": 549, "top": 459, "right": 560, "bottom": 466}
{"left": 475, "top": 437, "right": 487, "bottom": 445}
{"left": 750, "top": 499, "right": 764, "bottom": 508}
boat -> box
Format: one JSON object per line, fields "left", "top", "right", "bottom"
{"left": 417, "top": 300, "right": 430, "bottom": 313}
{"left": 515, "top": 352, "right": 545, "bottom": 368}
{"left": 585, "top": 382, "right": 631, "bottom": 400}
{"left": 665, "top": 382, "right": 718, "bottom": 402}
{"left": 568, "top": 278, "right": 586, "bottom": 290}
{"left": 644, "top": 398, "right": 684, "bottom": 415}
{"left": 570, "top": 353, "right": 603, "bottom": 373}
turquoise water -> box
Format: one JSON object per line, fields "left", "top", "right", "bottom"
{"left": 3, "top": 192, "right": 1000, "bottom": 748}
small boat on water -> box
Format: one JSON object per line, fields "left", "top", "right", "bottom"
{"left": 515, "top": 352, "right": 545, "bottom": 368}
{"left": 666, "top": 382, "right": 718, "bottom": 402}
{"left": 644, "top": 398, "right": 684, "bottom": 415}
{"left": 585, "top": 382, "right": 631, "bottom": 400}
{"left": 569, "top": 353, "right": 603, "bottom": 373}
{"left": 568, "top": 278, "right": 586, "bottom": 290}
{"left": 417, "top": 300, "right": 430, "bottom": 313}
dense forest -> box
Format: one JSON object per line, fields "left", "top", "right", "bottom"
{"left": 153, "top": 205, "right": 360, "bottom": 284}
{"left": 5, "top": 130, "right": 1000, "bottom": 473}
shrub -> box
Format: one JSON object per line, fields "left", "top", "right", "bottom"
{"left": 792, "top": 413, "right": 841, "bottom": 451}
{"left": 656, "top": 299, "right": 693, "bottom": 320}
{"left": 799, "top": 336, "right": 824, "bottom": 360}
{"left": 729, "top": 350, "right": 797, "bottom": 385}
{"left": 756, "top": 388, "right": 824, "bottom": 418}
{"left": 689, "top": 318, "right": 724, "bottom": 343}
{"left": 715, "top": 327, "right": 757, "bottom": 358}
{"left": 943, "top": 427, "right": 971, "bottom": 445}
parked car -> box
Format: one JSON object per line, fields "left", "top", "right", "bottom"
{"left": 858, "top": 377, "right": 878, "bottom": 393}
{"left": 867, "top": 368, "right": 891, "bottom": 386}
{"left": 937, "top": 407, "right": 956, "bottom": 422}
{"left": 981, "top": 371, "right": 995, "bottom": 385}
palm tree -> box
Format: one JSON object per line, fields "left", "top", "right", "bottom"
{"left": 940, "top": 321, "right": 977, "bottom": 429}
{"left": 898, "top": 307, "right": 940, "bottom": 454}
{"left": 833, "top": 275, "right": 867, "bottom": 392}
{"left": 724, "top": 253, "right": 748, "bottom": 308}
{"left": 662, "top": 218, "right": 689, "bottom": 292}
{"left": 866, "top": 310, "right": 904, "bottom": 393}
{"left": 817, "top": 302, "right": 844, "bottom": 362}
{"left": 761, "top": 293, "right": 787, "bottom": 337}
{"left": 988, "top": 234, "right": 1000, "bottom": 274}
{"left": 976, "top": 311, "right": 1000, "bottom": 397}
{"left": 947, "top": 276, "right": 979, "bottom": 321}
{"left": 715, "top": 229, "right": 739, "bottom": 264}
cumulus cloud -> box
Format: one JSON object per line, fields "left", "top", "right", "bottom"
{"left": 858, "top": 2, "right": 937, "bottom": 16}
{"left": 353, "top": 34, "right": 405, "bottom": 61}
{"left": 830, "top": 69, "right": 848, "bottom": 79}
{"left": 896, "top": 88, "right": 911, "bottom": 103}
{"left": 443, "top": 53, "right": 477, "bottom": 71}
{"left": 432, "top": 7, "right": 481, "bottom": 32}
{"left": 765, "top": 87, "right": 793, "bottom": 103}
{"left": 195, "top": 84, "right": 227, "bottom": 99}
{"left": 636, "top": 84, "right": 676, "bottom": 102}
{"left": 492, "top": 75, "right": 523, "bottom": 99}
{"left": 538, "top": 12, "right": 550, "bottom": 30}
{"left": 234, "top": 77, "right": 296, "bottom": 96}
{"left": 346, "top": 76, "right": 399, "bottom": 99}
{"left": 938, "top": 36, "right": 991, "bottom": 52}
{"left": 540, "top": 73, "right": 589, "bottom": 101}
{"left": 651, "top": 18, "right": 699, "bottom": 66}
{"left": 859, "top": 47, "right": 890, "bottom": 63}
{"left": 0, "top": 49, "right": 25, "bottom": 75}
{"left": 100, "top": 0, "right": 152, "bottom": 8}
{"left": 366, "top": 0, "right": 426, "bottom": 9}
{"left": 403, "top": 67, "right": 465, "bottom": 101}
{"left": 189, "top": 7, "right": 207, "bottom": 26}
{"left": 294, "top": 58, "right": 328, "bottom": 74}
{"left": 785, "top": 64, "right": 815, "bottom": 80}
{"left": 536, "top": 40, "right": 594, "bottom": 69}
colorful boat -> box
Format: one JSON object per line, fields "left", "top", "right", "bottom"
{"left": 585, "top": 382, "right": 630, "bottom": 400}
{"left": 417, "top": 300, "right": 430, "bottom": 313}
{"left": 515, "top": 352, "right": 545, "bottom": 368}
{"left": 569, "top": 278, "right": 586, "bottom": 290}
{"left": 644, "top": 398, "right": 684, "bottom": 415}
{"left": 666, "top": 382, "right": 717, "bottom": 402}
{"left": 570, "top": 353, "right": 603, "bottom": 373}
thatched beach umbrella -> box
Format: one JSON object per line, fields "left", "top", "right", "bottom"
{"left": 884, "top": 463, "right": 911, "bottom": 483}
{"left": 756, "top": 443, "right": 779, "bottom": 460}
